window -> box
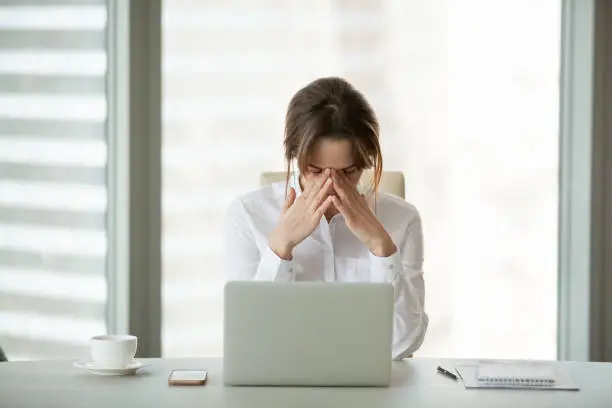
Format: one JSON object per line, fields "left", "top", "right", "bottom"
{"left": 0, "top": 1, "right": 108, "bottom": 360}
{"left": 162, "top": 0, "right": 560, "bottom": 359}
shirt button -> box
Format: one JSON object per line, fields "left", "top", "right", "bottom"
{"left": 387, "top": 265, "right": 394, "bottom": 270}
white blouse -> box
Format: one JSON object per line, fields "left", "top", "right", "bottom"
{"left": 224, "top": 179, "right": 428, "bottom": 360}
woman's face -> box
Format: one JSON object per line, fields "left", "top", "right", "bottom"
{"left": 301, "top": 138, "right": 363, "bottom": 188}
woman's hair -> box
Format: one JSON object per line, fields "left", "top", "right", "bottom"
{"left": 283, "top": 77, "right": 383, "bottom": 194}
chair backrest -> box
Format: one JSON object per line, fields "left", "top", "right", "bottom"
{"left": 260, "top": 170, "right": 405, "bottom": 199}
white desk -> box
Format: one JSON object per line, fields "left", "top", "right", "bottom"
{"left": 1, "top": 358, "right": 611, "bottom": 407}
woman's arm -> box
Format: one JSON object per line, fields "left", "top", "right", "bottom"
{"left": 329, "top": 170, "right": 428, "bottom": 360}
{"left": 369, "top": 214, "right": 428, "bottom": 360}
{"left": 225, "top": 176, "right": 334, "bottom": 282}
{"left": 224, "top": 198, "right": 297, "bottom": 282}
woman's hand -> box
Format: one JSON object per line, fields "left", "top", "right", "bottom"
{"left": 331, "top": 170, "right": 397, "bottom": 257}
{"left": 268, "top": 169, "right": 335, "bottom": 259}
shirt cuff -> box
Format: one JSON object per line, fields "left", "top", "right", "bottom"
{"left": 369, "top": 250, "right": 402, "bottom": 283}
{"left": 255, "top": 246, "right": 298, "bottom": 281}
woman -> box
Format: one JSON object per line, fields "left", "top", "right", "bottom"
{"left": 224, "top": 77, "right": 428, "bottom": 360}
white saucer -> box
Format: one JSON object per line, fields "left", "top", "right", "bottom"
{"left": 73, "top": 359, "right": 149, "bottom": 376}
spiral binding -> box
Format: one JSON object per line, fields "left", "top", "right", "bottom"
{"left": 478, "top": 376, "right": 556, "bottom": 387}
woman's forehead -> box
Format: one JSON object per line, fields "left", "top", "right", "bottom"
{"left": 307, "top": 138, "right": 355, "bottom": 168}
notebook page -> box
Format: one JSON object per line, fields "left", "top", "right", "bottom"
{"left": 456, "top": 365, "right": 579, "bottom": 391}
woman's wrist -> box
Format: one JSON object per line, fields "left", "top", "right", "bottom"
{"left": 268, "top": 230, "right": 294, "bottom": 260}
{"left": 368, "top": 232, "right": 397, "bottom": 258}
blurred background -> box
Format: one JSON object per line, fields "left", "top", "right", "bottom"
{"left": 0, "top": 0, "right": 562, "bottom": 360}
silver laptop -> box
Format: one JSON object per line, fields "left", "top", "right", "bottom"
{"left": 223, "top": 281, "right": 394, "bottom": 387}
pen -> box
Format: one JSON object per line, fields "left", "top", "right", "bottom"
{"left": 437, "top": 366, "right": 458, "bottom": 381}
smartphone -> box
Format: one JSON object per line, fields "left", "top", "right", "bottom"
{"left": 168, "top": 369, "right": 208, "bottom": 386}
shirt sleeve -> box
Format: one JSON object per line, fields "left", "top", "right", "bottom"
{"left": 224, "top": 198, "right": 299, "bottom": 282}
{"left": 369, "top": 213, "right": 429, "bottom": 360}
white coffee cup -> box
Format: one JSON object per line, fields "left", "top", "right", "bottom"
{"left": 90, "top": 334, "right": 138, "bottom": 368}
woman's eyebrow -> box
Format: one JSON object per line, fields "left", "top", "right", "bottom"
{"left": 308, "top": 164, "right": 356, "bottom": 171}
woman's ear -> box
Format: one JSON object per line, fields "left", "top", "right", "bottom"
{"left": 356, "top": 170, "right": 368, "bottom": 194}
{"left": 292, "top": 159, "right": 300, "bottom": 189}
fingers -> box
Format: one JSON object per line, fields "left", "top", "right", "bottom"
{"left": 331, "top": 195, "right": 348, "bottom": 216}
{"left": 314, "top": 195, "right": 334, "bottom": 219}
{"left": 303, "top": 168, "right": 331, "bottom": 198}
{"left": 331, "top": 170, "right": 353, "bottom": 202}
{"left": 310, "top": 176, "right": 334, "bottom": 210}
{"left": 281, "top": 187, "right": 296, "bottom": 214}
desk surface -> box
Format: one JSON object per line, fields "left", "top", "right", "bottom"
{"left": 1, "top": 358, "right": 611, "bottom": 407}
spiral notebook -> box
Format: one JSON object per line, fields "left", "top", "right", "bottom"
{"left": 455, "top": 360, "right": 579, "bottom": 391}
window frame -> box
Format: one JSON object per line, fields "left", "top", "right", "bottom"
{"left": 106, "top": 0, "right": 162, "bottom": 357}
{"left": 104, "top": 0, "right": 606, "bottom": 361}
{"left": 557, "top": 0, "right": 597, "bottom": 362}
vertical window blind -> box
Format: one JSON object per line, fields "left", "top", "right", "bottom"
{"left": 0, "top": 0, "right": 108, "bottom": 360}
